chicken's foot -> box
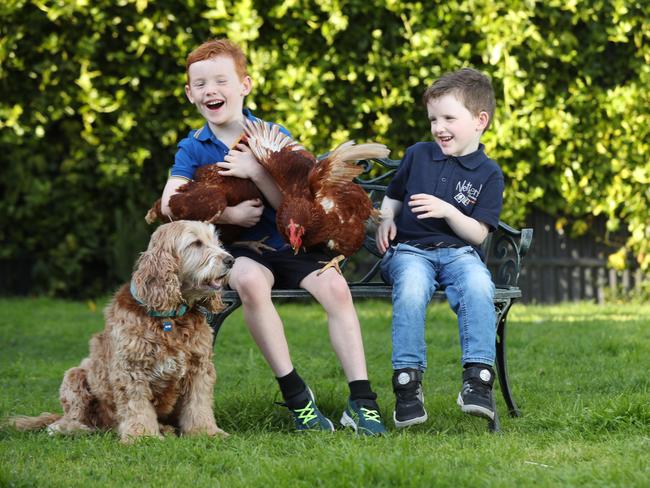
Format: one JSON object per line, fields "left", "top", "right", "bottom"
{"left": 231, "top": 236, "right": 276, "bottom": 255}
{"left": 316, "top": 255, "right": 346, "bottom": 276}
{"left": 207, "top": 211, "right": 224, "bottom": 224}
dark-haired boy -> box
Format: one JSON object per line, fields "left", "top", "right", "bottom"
{"left": 376, "top": 68, "right": 504, "bottom": 427}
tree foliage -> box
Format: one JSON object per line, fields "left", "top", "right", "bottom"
{"left": 1, "top": 0, "right": 648, "bottom": 296}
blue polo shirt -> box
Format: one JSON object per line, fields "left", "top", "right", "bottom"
{"left": 170, "top": 109, "right": 291, "bottom": 250}
{"left": 386, "top": 141, "right": 504, "bottom": 253}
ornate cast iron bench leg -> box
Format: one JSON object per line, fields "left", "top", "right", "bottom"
{"left": 208, "top": 298, "right": 242, "bottom": 345}
{"left": 495, "top": 298, "right": 521, "bottom": 417}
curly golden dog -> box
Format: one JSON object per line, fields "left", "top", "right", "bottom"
{"left": 8, "top": 221, "right": 233, "bottom": 442}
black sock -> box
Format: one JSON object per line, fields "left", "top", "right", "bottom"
{"left": 348, "top": 380, "right": 378, "bottom": 407}
{"left": 276, "top": 369, "right": 309, "bottom": 409}
{"left": 463, "top": 362, "right": 493, "bottom": 370}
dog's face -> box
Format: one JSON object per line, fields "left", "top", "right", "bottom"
{"left": 174, "top": 221, "right": 234, "bottom": 298}
{"left": 132, "top": 220, "right": 234, "bottom": 311}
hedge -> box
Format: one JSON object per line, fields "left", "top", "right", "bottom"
{"left": 1, "top": 0, "right": 648, "bottom": 296}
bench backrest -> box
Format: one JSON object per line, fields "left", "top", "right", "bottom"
{"left": 338, "top": 158, "right": 533, "bottom": 289}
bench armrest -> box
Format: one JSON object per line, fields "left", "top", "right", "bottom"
{"left": 483, "top": 221, "right": 534, "bottom": 288}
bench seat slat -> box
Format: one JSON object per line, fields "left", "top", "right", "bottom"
{"left": 221, "top": 286, "right": 522, "bottom": 301}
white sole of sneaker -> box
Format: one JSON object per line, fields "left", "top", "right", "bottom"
{"left": 393, "top": 411, "right": 428, "bottom": 429}
{"left": 340, "top": 411, "right": 357, "bottom": 432}
{"left": 456, "top": 393, "right": 495, "bottom": 420}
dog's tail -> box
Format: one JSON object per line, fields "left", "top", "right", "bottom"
{"left": 5, "top": 412, "right": 62, "bottom": 431}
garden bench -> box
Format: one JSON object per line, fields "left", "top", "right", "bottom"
{"left": 208, "top": 157, "right": 533, "bottom": 432}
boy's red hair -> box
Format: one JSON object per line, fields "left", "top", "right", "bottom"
{"left": 185, "top": 38, "right": 248, "bottom": 82}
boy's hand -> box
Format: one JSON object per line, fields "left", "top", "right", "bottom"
{"left": 218, "top": 144, "right": 261, "bottom": 179}
{"left": 375, "top": 217, "right": 396, "bottom": 255}
{"left": 408, "top": 193, "right": 453, "bottom": 220}
{"left": 220, "top": 199, "right": 263, "bottom": 227}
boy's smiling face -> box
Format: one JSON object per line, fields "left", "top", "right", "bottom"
{"left": 185, "top": 55, "right": 252, "bottom": 133}
{"left": 426, "top": 93, "right": 488, "bottom": 157}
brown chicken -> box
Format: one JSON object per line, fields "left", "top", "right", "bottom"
{"left": 243, "top": 119, "right": 390, "bottom": 273}
{"left": 145, "top": 154, "right": 263, "bottom": 245}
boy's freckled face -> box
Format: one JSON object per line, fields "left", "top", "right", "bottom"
{"left": 185, "top": 55, "right": 252, "bottom": 131}
{"left": 426, "top": 94, "right": 486, "bottom": 157}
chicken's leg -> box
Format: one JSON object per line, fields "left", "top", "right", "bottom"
{"left": 231, "top": 236, "right": 276, "bottom": 255}
{"left": 316, "top": 255, "right": 346, "bottom": 276}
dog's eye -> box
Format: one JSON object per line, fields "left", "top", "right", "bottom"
{"left": 191, "top": 240, "right": 203, "bottom": 247}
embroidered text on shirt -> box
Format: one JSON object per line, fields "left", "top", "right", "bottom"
{"left": 454, "top": 180, "right": 482, "bottom": 206}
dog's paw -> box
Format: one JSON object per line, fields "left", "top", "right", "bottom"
{"left": 119, "top": 422, "right": 164, "bottom": 443}
{"left": 158, "top": 423, "right": 177, "bottom": 436}
{"left": 182, "top": 424, "right": 229, "bottom": 438}
{"left": 119, "top": 432, "right": 165, "bottom": 444}
{"left": 47, "top": 419, "right": 93, "bottom": 436}
{"left": 207, "top": 425, "right": 229, "bottom": 438}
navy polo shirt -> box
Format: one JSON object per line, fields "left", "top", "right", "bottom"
{"left": 386, "top": 141, "right": 504, "bottom": 253}
{"left": 170, "top": 109, "right": 291, "bottom": 250}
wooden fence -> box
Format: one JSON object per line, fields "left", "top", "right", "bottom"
{"left": 516, "top": 209, "right": 647, "bottom": 303}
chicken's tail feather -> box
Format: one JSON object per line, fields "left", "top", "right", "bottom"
{"left": 319, "top": 142, "right": 391, "bottom": 185}
{"left": 329, "top": 141, "right": 390, "bottom": 165}
{"left": 144, "top": 200, "right": 162, "bottom": 224}
{"left": 369, "top": 207, "right": 382, "bottom": 223}
{"left": 6, "top": 412, "right": 62, "bottom": 431}
{"left": 244, "top": 119, "right": 303, "bottom": 164}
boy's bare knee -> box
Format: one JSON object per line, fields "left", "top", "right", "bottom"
{"left": 315, "top": 274, "right": 353, "bottom": 305}
{"left": 230, "top": 269, "right": 271, "bottom": 302}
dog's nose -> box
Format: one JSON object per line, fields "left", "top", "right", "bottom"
{"left": 223, "top": 255, "right": 235, "bottom": 268}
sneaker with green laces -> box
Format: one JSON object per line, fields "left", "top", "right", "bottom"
{"left": 340, "top": 398, "right": 387, "bottom": 436}
{"left": 283, "top": 387, "right": 335, "bottom": 432}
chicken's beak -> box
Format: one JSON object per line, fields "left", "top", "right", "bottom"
{"left": 289, "top": 236, "right": 302, "bottom": 254}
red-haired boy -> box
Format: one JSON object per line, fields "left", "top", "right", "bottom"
{"left": 157, "top": 39, "right": 386, "bottom": 435}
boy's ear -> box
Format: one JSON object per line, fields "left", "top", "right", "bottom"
{"left": 185, "top": 84, "right": 194, "bottom": 104}
{"left": 476, "top": 111, "right": 489, "bottom": 131}
{"left": 241, "top": 76, "right": 252, "bottom": 96}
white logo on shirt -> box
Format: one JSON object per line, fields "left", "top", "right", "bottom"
{"left": 454, "top": 180, "right": 482, "bottom": 207}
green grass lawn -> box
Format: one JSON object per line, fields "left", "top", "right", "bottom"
{"left": 1, "top": 297, "right": 649, "bottom": 487}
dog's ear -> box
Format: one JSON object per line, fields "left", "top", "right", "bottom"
{"left": 131, "top": 226, "right": 183, "bottom": 312}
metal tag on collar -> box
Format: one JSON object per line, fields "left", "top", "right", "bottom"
{"left": 163, "top": 321, "right": 173, "bottom": 332}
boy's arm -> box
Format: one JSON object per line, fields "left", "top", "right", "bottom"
{"left": 217, "top": 143, "right": 283, "bottom": 209}
{"left": 161, "top": 177, "right": 189, "bottom": 218}
{"left": 409, "top": 194, "right": 489, "bottom": 246}
{"left": 376, "top": 197, "right": 403, "bottom": 254}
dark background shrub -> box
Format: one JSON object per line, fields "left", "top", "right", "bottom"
{"left": 1, "top": 0, "right": 648, "bottom": 296}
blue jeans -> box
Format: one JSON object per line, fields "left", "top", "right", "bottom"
{"left": 380, "top": 243, "right": 496, "bottom": 371}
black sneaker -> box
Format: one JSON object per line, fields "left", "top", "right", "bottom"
{"left": 457, "top": 365, "right": 496, "bottom": 420}
{"left": 392, "top": 368, "right": 427, "bottom": 428}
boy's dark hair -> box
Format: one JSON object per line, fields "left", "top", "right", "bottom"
{"left": 186, "top": 38, "right": 248, "bottom": 83}
{"left": 422, "top": 68, "right": 496, "bottom": 130}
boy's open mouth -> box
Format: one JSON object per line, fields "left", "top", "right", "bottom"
{"left": 438, "top": 135, "right": 453, "bottom": 142}
{"left": 206, "top": 100, "right": 225, "bottom": 111}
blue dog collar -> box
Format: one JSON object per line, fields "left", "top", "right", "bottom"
{"left": 130, "top": 281, "right": 189, "bottom": 319}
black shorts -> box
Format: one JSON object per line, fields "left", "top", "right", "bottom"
{"left": 228, "top": 246, "right": 334, "bottom": 289}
